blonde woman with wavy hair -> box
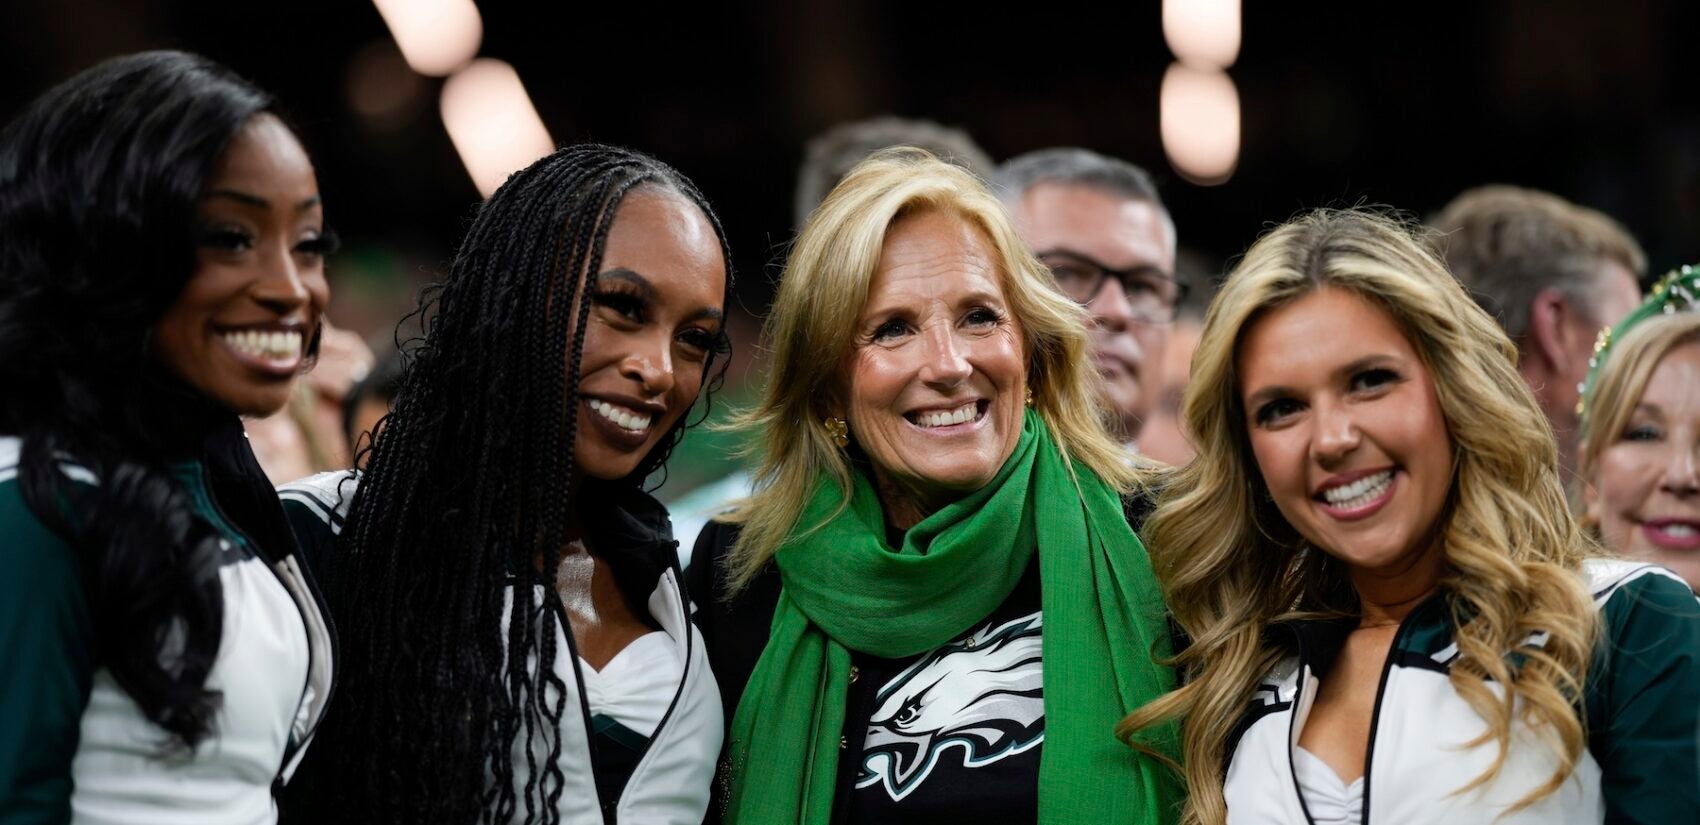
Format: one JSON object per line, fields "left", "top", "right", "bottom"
{"left": 687, "top": 148, "right": 1182, "bottom": 824}
{"left": 724, "top": 148, "right": 1140, "bottom": 588}
{"left": 1118, "top": 209, "right": 1700, "bottom": 824}
{"left": 1575, "top": 267, "right": 1700, "bottom": 590}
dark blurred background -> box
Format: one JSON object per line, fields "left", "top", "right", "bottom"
{"left": 7, "top": 0, "right": 1696, "bottom": 330}
{"left": 6, "top": 0, "right": 1698, "bottom": 504}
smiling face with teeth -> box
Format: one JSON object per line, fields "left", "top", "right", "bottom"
{"left": 570, "top": 190, "right": 727, "bottom": 481}
{"left": 153, "top": 114, "right": 329, "bottom": 418}
{"left": 1238, "top": 287, "right": 1454, "bottom": 589}
{"left": 841, "top": 210, "right": 1027, "bottom": 526}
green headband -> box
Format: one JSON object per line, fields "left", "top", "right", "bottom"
{"left": 1577, "top": 263, "right": 1700, "bottom": 422}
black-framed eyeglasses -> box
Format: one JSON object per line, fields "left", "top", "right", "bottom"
{"left": 1037, "top": 249, "right": 1189, "bottom": 324}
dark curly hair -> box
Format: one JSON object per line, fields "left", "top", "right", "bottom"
{"left": 0, "top": 51, "right": 290, "bottom": 749}
{"left": 285, "top": 143, "right": 732, "bottom": 824}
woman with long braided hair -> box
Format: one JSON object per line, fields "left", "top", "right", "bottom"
{"left": 278, "top": 144, "right": 732, "bottom": 824}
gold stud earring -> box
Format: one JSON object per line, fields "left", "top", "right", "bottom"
{"left": 823, "top": 417, "right": 849, "bottom": 448}
{"left": 1025, "top": 387, "right": 1034, "bottom": 407}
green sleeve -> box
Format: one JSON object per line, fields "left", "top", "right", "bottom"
{"left": 1586, "top": 569, "right": 1700, "bottom": 824}
{"left": 0, "top": 480, "right": 94, "bottom": 824}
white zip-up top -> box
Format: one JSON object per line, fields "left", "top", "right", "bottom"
{"left": 0, "top": 426, "right": 337, "bottom": 825}
{"left": 1222, "top": 559, "right": 1700, "bottom": 824}
{"left": 279, "top": 471, "right": 722, "bottom": 824}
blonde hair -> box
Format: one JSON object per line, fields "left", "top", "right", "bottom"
{"left": 1577, "top": 312, "right": 1700, "bottom": 518}
{"left": 719, "top": 147, "right": 1140, "bottom": 590}
{"left": 1118, "top": 209, "right": 1600, "bottom": 824}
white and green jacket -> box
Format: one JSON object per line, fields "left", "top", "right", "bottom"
{"left": 1223, "top": 559, "right": 1700, "bottom": 824}
{"left": 0, "top": 426, "right": 336, "bottom": 825}
{"left": 278, "top": 470, "right": 722, "bottom": 825}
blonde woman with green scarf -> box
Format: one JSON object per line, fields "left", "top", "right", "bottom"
{"left": 685, "top": 148, "right": 1182, "bottom": 824}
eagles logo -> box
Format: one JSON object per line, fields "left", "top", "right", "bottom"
{"left": 855, "top": 612, "right": 1045, "bottom": 802}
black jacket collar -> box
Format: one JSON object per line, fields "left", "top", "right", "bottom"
{"left": 190, "top": 411, "right": 301, "bottom": 566}
{"left": 576, "top": 478, "right": 681, "bottom": 607}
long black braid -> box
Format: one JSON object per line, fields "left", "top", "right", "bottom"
{"left": 285, "top": 144, "right": 732, "bottom": 824}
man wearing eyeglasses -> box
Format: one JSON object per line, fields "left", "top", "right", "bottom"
{"left": 994, "top": 147, "right": 1184, "bottom": 449}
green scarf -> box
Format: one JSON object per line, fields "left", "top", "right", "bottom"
{"left": 725, "top": 409, "right": 1182, "bottom": 823}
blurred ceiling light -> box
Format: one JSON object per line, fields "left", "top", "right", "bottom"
{"left": 371, "top": 0, "right": 483, "bottom": 76}
{"left": 1162, "top": 0, "right": 1241, "bottom": 69}
{"left": 347, "top": 40, "right": 429, "bottom": 129}
{"left": 440, "top": 58, "right": 554, "bottom": 197}
{"left": 1160, "top": 63, "right": 1239, "bottom": 186}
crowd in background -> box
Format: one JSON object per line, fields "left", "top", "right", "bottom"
{"left": 2, "top": 49, "right": 1697, "bottom": 825}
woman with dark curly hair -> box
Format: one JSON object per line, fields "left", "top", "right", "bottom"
{"left": 0, "top": 51, "right": 337, "bottom": 824}
{"left": 277, "top": 143, "right": 733, "bottom": 824}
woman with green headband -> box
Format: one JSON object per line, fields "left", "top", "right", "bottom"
{"left": 1578, "top": 265, "right": 1700, "bottom": 591}
{"left": 685, "top": 148, "right": 1182, "bottom": 823}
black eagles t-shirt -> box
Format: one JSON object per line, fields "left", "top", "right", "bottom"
{"left": 690, "top": 512, "right": 1140, "bottom": 825}
{"left": 690, "top": 490, "right": 1162, "bottom": 825}
{"left": 836, "top": 561, "right": 1044, "bottom": 824}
